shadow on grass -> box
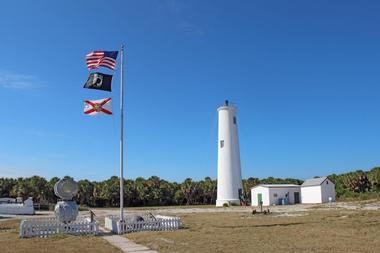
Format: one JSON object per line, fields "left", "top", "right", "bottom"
{"left": 0, "top": 228, "right": 17, "bottom": 233}
{"left": 214, "top": 222, "right": 306, "bottom": 229}
{"left": 99, "top": 231, "right": 116, "bottom": 237}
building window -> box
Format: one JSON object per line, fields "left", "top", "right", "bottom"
{"left": 220, "top": 140, "right": 224, "bottom": 148}
{"left": 273, "top": 193, "right": 277, "bottom": 197}
{"left": 233, "top": 116, "right": 237, "bottom": 125}
{"left": 326, "top": 181, "right": 328, "bottom": 184}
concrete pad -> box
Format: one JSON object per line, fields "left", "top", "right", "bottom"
{"left": 135, "top": 251, "right": 159, "bottom": 253}
{"left": 99, "top": 226, "right": 158, "bottom": 253}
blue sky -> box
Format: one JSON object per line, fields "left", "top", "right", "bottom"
{"left": 0, "top": 0, "right": 379, "bottom": 182}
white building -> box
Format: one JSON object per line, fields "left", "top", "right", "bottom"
{"left": 216, "top": 100, "right": 243, "bottom": 206}
{"left": 0, "top": 197, "right": 22, "bottom": 204}
{"left": 301, "top": 177, "right": 336, "bottom": 204}
{"left": 0, "top": 197, "right": 34, "bottom": 215}
{"left": 251, "top": 184, "right": 301, "bottom": 206}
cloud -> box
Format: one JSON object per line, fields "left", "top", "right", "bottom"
{"left": 29, "top": 130, "right": 66, "bottom": 139}
{"left": 0, "top": 71, "right": 38, "bottom": 90}
{"left": 165, "top": 0, "right": 182, "bottom": 14}
{"left": 179, "top": 21, "right": 206, "bottom": 36}
{"left": 164, "top": 0, "right": 206, "bottom": 37}
{"left": 0, "top": 166, "right": 43, "bottom": 178}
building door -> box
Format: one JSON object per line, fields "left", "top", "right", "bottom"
{"left": 294, "top": 192, "right": 300, "bottom": 204}
{"left": 257, "top": 193, "right": 263, "bottom": 205}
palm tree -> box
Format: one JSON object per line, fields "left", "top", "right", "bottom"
{"left": 181, "top": 178, "right": 197, "bottom": 205}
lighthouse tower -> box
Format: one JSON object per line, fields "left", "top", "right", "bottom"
{"left": 216, "top": 100, "right": 243, "bottom": 207}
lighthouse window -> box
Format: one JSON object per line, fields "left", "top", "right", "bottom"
{"left": 220, "top": 140, "right": 224, "bottom": 148}
{"left": 233, "top": 116, "right": 237, "bottom": 124}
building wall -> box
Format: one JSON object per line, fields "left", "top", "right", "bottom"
{"left": 320, "top": 179, "right": 336, "bottom": 203}
{"left": 301, "top": 185, "right": 322, "bottom": 203}
{"left": 268, "top": 187, "right": 301, "bottom": 205}
{"left": 251, "top": 186, "right": 270, "bottom": 206}
{"left": 251, "top": 187, "right": 301, "bottom": 206}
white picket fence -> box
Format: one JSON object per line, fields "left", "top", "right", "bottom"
{"left": 105, "top": 215, "right": 182, "bottom": 234}
{"left": 20, "top": 217, "right": 99, "bottom": 238}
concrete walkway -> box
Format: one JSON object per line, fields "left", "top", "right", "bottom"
{"left": 100, "top": 227, "right": 159, "bottom": 253}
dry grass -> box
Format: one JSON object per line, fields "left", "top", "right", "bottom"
{"left": 127, "top": 209, "right": 380, "bottom": 253}
{"left": 0, "top": 219, "right": 122, "bottom": 253}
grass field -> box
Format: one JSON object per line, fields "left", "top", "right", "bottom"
{"left": 1, "top": 202, "right": 380, "bottom": 253}
{"left": 0, "top": 219, "right": 122, "bottom": 253}
{"left": 127, "top": 209, "right": 380, "bottom": 253}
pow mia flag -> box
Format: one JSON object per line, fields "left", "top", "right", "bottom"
{"left": 83, "top": 72, "right": 112, "bottom": 92}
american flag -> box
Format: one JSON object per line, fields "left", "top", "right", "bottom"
{"left": 86, "top": 51, "right": 118, "bottom": 71}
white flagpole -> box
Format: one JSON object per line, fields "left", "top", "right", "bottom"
{"left": 119, "top": 44, "right": 125, "bottom": 221}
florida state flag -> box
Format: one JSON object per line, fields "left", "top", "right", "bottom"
{"left": 84, "top": 98, "right": 112, "bottom": 115}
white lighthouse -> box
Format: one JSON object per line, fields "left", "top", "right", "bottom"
{"left": 216, "top": 100, "right": 243, "bottom": 207}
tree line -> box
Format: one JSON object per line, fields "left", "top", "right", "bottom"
{"left": 0, "top": 167, "right": 379, "bottom": 207}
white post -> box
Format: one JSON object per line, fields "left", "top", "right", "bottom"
{"left": 119, "top": 45, "right": 125, "bottom": 221}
